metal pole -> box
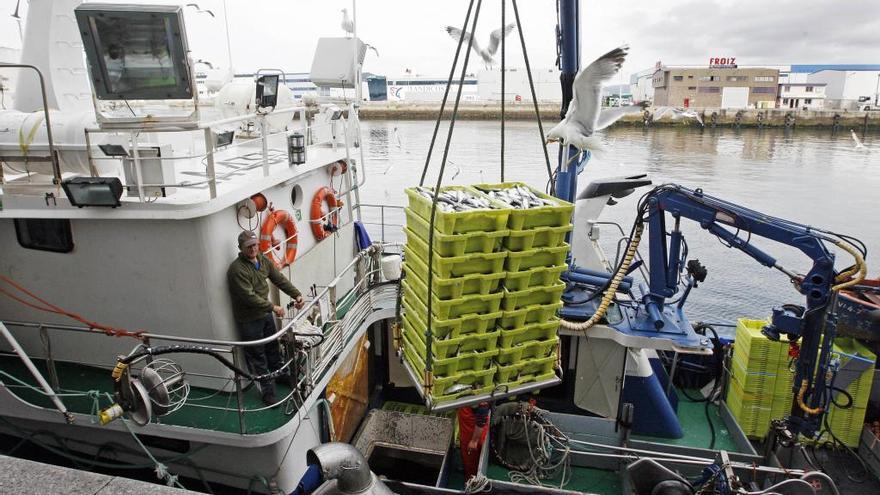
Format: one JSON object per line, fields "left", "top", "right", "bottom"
{"left": 553, "top": 0, "right": 582, "bottom": 205}
{"left": 232, "top": 350, "right": 247, "bottom": 434}
{"left": 259, "top": 117, "right": 270, "bottom": 176}
{"left": 131, "top": 132, "right": 145, "bottom": 202}
{"left": 203, "top": 128, "right": 217, "bottom": 199}
{"left": 0, "top": 64, "right": 60, "bottom": 183}
{"left": 0, "top": 321, "right": 73, "bottom": 423}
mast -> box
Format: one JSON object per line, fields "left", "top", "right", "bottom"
{"left": 553, "top": 0, "right": 581, "bottom": 204}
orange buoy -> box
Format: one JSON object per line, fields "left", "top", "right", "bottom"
{"left": 310, "top": 187, "right": 342, "bottom": 241}
{"left": 259, "top": 209, "right": 298, "bottom": 267}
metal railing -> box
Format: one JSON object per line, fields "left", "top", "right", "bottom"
{"left": 354, "top": 203, "right": 406, "bottom": 243}
{"left": 0, "top": 243, "right": 401, "bottom": 434}
{"left": 0, "top": 95, "right": 364, "bottom": 205}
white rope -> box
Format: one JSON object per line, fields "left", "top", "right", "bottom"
{"left": 464, "top": 473, "right": 491, "bottom": 493}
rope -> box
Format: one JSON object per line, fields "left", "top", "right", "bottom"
{"left": 464, "top": 473, "right": 492, "bottom": 493}
{"left": 0, "top": 376, "right": 185, "bottom": 489}
{"left": 0, "top": 275, "right": 145, "bottom": 339}
{"left": 418, "top": 0, "right": 476, "bottom": 187}
{"left": 511, "top": 0, "right": 554, "bottom": 195}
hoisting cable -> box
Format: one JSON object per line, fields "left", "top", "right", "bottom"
{"left": 500, "top": 0, "right": 506, "bottom": 182}
{"left": 424, "top": 0, "right": 484, "bottom": 390}
{"left": 418, "top": 0, "right": 476, "bottom": 187}
{"left": 512, "top": 0, "right": 554, "bottom": 195}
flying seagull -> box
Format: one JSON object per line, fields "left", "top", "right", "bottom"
{"left": 185, "top": 3, "right": 215, "bottom": 17}
{"left": 445, "top": 23, "right": 516, "bottom": 69}
{"left": 652, "top": 107, "right": 704, "bottom": 126}
{"left": 545, "top": 45, "right": 634, "bottom": 153}
{"left": 341, "top": 8, "right": 354, "bottom": 36}
{"left": 851, "top": 129, "right": 865, "bottom": 149}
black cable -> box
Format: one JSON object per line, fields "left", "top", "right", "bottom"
{"left": 418, "top": 0, "right": 476, "bottom": 187}
{"left": 424, "top": 0, "right": 483, "bottom": 373}
{"left": 500, "top": 0, "right": 505, "bottom": 183}
{"left": 704, "top": 399, "right": 716, "bottom": 450}
{"left": 511, "top": 0, "right": 555, "bottom": 195}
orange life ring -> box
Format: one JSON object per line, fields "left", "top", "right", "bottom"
{"left": 259, "top": 209, "right": 298, "bottom": 267}
{"left": 311, "top": 186, "right": 342, "bottom": 240}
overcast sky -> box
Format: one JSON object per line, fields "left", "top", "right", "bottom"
{"left": 1, "top": 0, "right": 877, "bottom": 80}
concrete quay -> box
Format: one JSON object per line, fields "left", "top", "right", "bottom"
{"left": 359, "top": 102, "right": 880, "bottom": 129}
{"left": 0, "top": 454, "right": 202, "bottom": 494}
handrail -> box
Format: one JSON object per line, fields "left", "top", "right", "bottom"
{"left": 0, "top": 64, "right": 60, "bottom": 184}
{"left": 0, "top": 244, "right": 386, "bottom": 347}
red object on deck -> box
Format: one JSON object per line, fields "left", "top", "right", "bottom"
{"left": 458, "top": 406, "right": 490, "bottom": 480}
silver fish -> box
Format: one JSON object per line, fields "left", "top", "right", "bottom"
{"left": 444, "top": 383, "right": 473, "bottom": 394}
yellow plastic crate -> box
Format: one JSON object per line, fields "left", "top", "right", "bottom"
{"left": 499, "top": 302, "right": 563, "bottom": 330}
{"left": 404, "top": 247, "right": 504, "bottom": 300}
{"left": 402, "top": 296, "right": 501, "bottom": 339}
{"left": 473, "top": 182, "right": 574, "bottom": 230}
{"left": 731, "top": 353, "right": 778, "bottom": 395}
{"left": 726, "top": 376, "right": 774, "bottom": 438}
{"left": 503, "top": 265, "right": 567, "bottom": 292}
{"left": 498, "top": 320, "right": 560, "bottom": 348}
{"left": 403, "top": 277, "right": 503, "bottom": 319}
{"left": 501, "top": 283, "right": 566, "bottom": 311}
{"left": 505, "top": 245, "right": 569, "bottom": 272}
{"left": 405, "top": 233, "right": 507, "bottom": 278}
{"left": 497, "top": 338, "right": 559, "bottom": 365}
{"left": 404, "top": 208, "right": 508, "bottom": 256}
{"left": 402, "top": 330, "right": 498, "bottom": 377}
{"left": 403, "top": 315, "right": 500, "bottom": 359}
{"left": 495, "top": 355, "right": 558, "bottom": 384}
{"left": 504, "top": 225, "right": 572, "bottom": 252}
{"left": 405, "top": 185, "right": 509, "bottom": 235}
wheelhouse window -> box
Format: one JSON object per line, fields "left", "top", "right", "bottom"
{"left": 14, "top": 219, "right": 74, "bottom": 253}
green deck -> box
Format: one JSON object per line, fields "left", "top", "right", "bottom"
{"left": 632, "top": 390, "right": 742, "bottom": 453}
{"left": 0, "top": 355, "right": 295, "bottom": 435}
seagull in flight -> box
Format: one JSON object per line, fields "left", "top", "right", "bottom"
{"left": 185, "top": 3, "right": 215, "bottom": 17}
{"left": 652, "top": 107, "right": 704, "bottom": 126}
{"left": 341, "top": 8, "right": 354, "bottom": 36}
{"left": 445, "top": 23, "right": 516, "bottom": 69}
{"left": 851, "top": 129, "right": 865, "bottom": 149}
{"left": 545, "top": 45, "right": 638, "bottom": 154}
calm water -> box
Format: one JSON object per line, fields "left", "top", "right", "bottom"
{"left": 358, "top": 121, "right": 878, "bottom": 334}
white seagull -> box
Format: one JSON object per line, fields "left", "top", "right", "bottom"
{"left": 185, "top": 3, "right": 215, "bottom": 17}
{"left": 445, "top": 23, "right": 516, "bottom": 69}
{"left": 341, "top": 8, "right": 354, "bottom": 36}
{"left": 851, "top": 129, "right": 865, "bottom": 149}
{"left": 545, "top": 45, "right": 637, "bottom": 154}
{"left": 652, "top": 107, "right": 704, "bottom": 126}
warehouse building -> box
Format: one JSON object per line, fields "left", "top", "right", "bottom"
{"left": 652, "top": 66, "right": 779, "bottom": 109}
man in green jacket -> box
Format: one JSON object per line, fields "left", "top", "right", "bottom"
{"left": 228, "top": 230, "right": 305, "bottom": 406}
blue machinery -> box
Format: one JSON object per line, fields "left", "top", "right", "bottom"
{"left": 551, "top": 0, "right": 866, "bottom": 439}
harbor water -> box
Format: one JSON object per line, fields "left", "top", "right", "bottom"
{"left": 359, "top": 121, "right": 879, "bottom": 335}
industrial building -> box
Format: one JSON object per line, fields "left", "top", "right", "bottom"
{"left": 781, "top": 65, "right": 880, "bottom": 110}
{"left": 651, "top": 66, "right": 779, "bottom": 109}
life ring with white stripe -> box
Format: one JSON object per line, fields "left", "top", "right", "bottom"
{"left": 259, "top": 209, "right": 298, "bottom": 267}
{"left": 310, "top": 187, "right": 342, "bottom": 241}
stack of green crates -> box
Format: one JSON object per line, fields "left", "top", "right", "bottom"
{"left": 401, "top": 183, "right": 573, "bottom": 405}
{"left": 401, "top": 185, "right": 510, "bottom": 404}
{"left": 726, "top": 318, "right": 876, "bottom": 446}
{"left": 475, "top": 182, "right": 572, "bottom": 390}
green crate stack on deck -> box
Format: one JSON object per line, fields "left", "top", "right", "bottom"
{"left": 726, "top": 319, "right": 876, "bottom": 446}
{"left": 401, "top": 185, "right": 510, "bottom": 405}
{"left": 475, "top": 182, "right": 573, "bottom": 390}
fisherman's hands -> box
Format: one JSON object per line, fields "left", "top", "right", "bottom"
{"left": 467, "top": 438, "right": 479, "bottom": 453}
{"left": 293, "top": 295, "right": 305, "bottom": 310}
{"left": 273, "top": 305, "right": 285, "bottom": 317}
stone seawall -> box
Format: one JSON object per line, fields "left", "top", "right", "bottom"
{"left": 359, "top": 102, "right": 880, "bottom": 129}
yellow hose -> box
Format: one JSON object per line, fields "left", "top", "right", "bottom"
{"left": 831, "top": 240, "right": 867, "bottom": 291}
{"left": 111, "top": 361, "right": 128, "bottom": 382}
{"left": 797, "top": 378, "right": 823, "bottom": 415}
{"left": 560, "top": 222, "right": 644, "bottom": 332}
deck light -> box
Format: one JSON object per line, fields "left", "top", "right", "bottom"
{"left": 62, "top": 177, "right": 123, "bottom": 208}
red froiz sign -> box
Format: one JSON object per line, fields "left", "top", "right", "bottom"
{"left": 709, "top": 57, "right": 737, "bottom": 68}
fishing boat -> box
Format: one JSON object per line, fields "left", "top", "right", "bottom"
{"left": 1, "top": 1, "right": 877, "bottom": 494}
